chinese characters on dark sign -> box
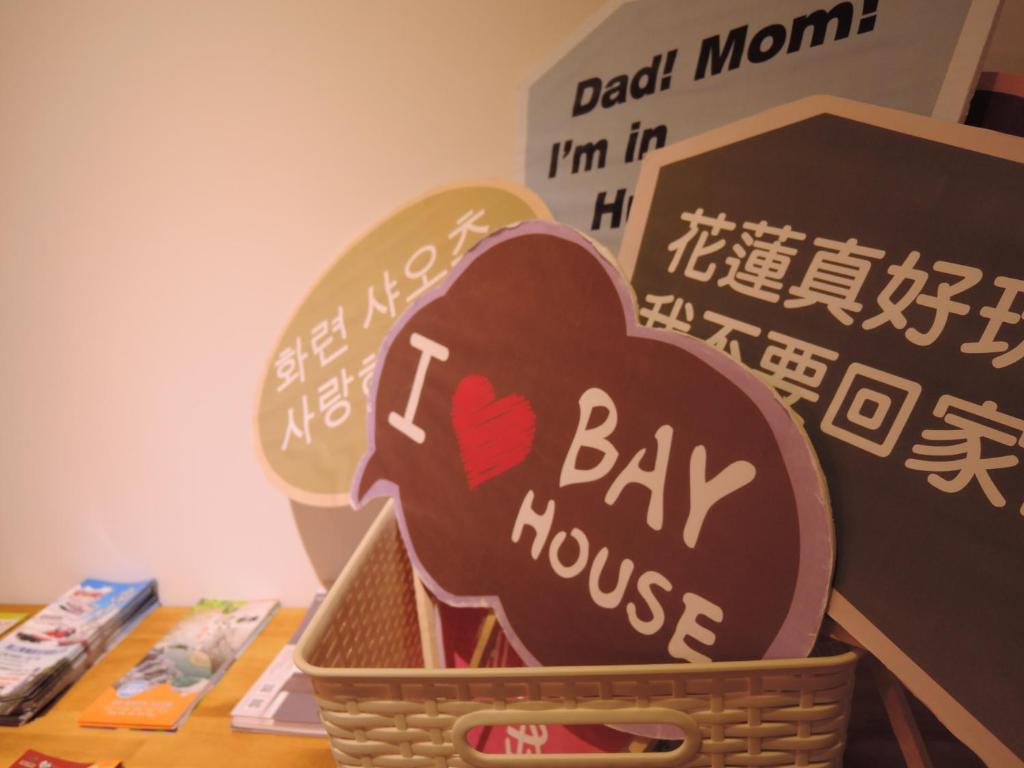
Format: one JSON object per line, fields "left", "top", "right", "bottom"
{"left": 621, "top": 98, "right": 1024, "bottom": 766}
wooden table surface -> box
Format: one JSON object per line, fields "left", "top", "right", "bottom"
{"left": 0, "top": 604, "right": 337, "bottom": 768}
{"left": 1, "top": 604, "right": 989, "bottom": 768}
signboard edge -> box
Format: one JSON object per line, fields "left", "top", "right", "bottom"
{"left": 930, "top": 0, "right": 1004, "bottom": 121}
{"left": 829, "top": 590, "right": 1023, "bottom": 768}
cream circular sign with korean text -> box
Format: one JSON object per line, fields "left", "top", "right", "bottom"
{"left": 256, "top": 183, "right": 551, "bottom": 506}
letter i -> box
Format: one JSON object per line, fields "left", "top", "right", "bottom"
{"left": 549, "top": 140, "right": 573, "bottom": 179}
{"left": 387, "top": 332, "right": 449, "bottom": 444}
{"left": 624, "top": 122, "right": 641, "bottom": 163}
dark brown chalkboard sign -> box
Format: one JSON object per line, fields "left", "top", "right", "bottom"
{"left": 620, "top": 95, "right": 1024, "bottom": 767}
{"left": 353, "top": 221, "right": 834, "bottom": 674}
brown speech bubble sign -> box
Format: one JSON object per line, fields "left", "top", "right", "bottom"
{"left": 353, "top": 221, "right": 832, "bottom": 667}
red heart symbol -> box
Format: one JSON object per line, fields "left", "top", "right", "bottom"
{"left": 451, "top": 374, "right": 536, "bottom": 490}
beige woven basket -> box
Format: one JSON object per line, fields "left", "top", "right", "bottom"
{"left": 295, "top": 504, "right": 859, "bottom": 768}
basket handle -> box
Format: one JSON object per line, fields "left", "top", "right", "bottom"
{"left": 451, "top": 706, "right": 702, "bottom": 767}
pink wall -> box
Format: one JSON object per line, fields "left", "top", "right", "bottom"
{"left": 0, "top": 0, "right": 603, "bottom": 606}
{"left": 1, "top": 1, "right": 1020, "bottom": 607}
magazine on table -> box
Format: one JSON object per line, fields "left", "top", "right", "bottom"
{"left": 8, "top": 749, "right": 122, "bottom": 768}
{"left": 78, "top": 597, "right": 277, "bottom": 731}
{"left": 230, "top": 590, "right": 325, "bottom": 736}
{"left": 0, "top": 578, "right": 158, "bottom": 726}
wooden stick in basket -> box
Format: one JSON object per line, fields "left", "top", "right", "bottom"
{"left": 468, "top": 612, "right": 499, "bottom": 668}
{"left": 826, "top": 619, "right": 934, "bottom": 768}
{"left": 412, "top": 574, "right": 442, "bottom": 668}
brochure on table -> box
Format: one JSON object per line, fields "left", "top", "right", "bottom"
{"left": 79, "top": 598, "right": 277, "bottom": 731}
{"left": 0, "top": 579, "right": 157, "bottom": 726}
{"left": 8, "top": 750, "right": 121, "bottom": 768}
{"left": 231, "top": 591, "right": 326, "bottom": 737}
